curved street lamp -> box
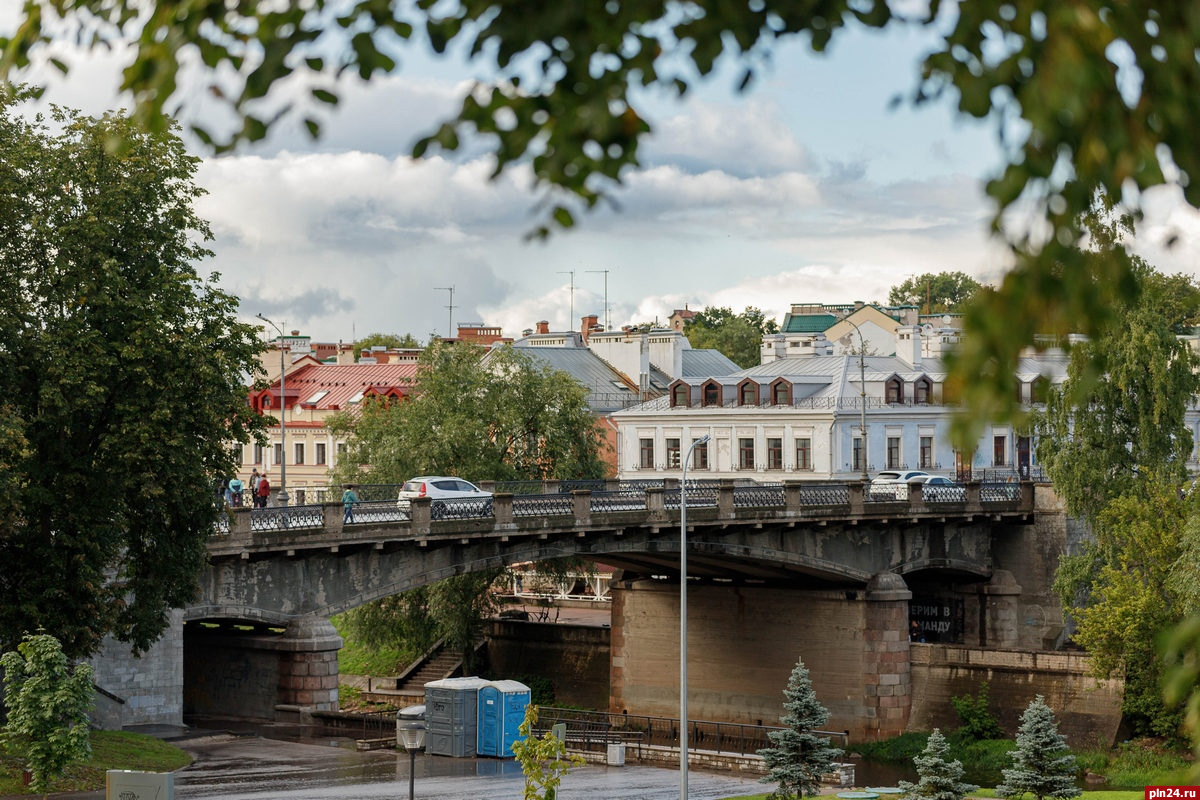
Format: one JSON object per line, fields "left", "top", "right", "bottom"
{"left": 841, "top": 319, "right": 869, "bottom": 483}
{"left": 680, "top": 433, "right": 710, "bottom": 800}
{"left": 256, "top": 314, "right": 290, "bottom": 507}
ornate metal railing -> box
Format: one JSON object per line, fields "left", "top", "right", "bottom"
{"left": 247, "top": 503, "right": 325, "bottom": 532}
{"left": 513, "top": 493, "right": 574, "bottom": 517}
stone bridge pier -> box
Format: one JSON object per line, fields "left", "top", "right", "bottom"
{"left": 180, "top": 615, "right": 342, "bottom": 721}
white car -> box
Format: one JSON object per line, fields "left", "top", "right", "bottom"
{"left": 397, "top": 476, "right": 493, "bottom": 519}
{"left": 867, "top": 469, "right": 932, "bottom": 500}
{"left": 909, "top": 474, "right": 965, "bottom": 502}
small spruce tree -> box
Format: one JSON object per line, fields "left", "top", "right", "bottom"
{"left": 898, "top": 728, "right": 979, "bottom": 800}
{"left": 758, "top": 657, "right": 843, "bottom": 798}
{"left": 996, "top": 695, "right": 1081, "bottom": 800}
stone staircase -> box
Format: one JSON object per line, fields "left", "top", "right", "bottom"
{"left": 395, "top": 644, "right": 463, "bottom": 693}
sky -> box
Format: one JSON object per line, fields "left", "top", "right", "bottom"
{"left": 8, "top": 8, "right": 1200, "bottom": 345}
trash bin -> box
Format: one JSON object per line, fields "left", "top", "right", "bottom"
{"left": 606, "top": 743, "right": 625, "bottom": 766}
{"left": 107, "top": 770, "right": 174, "bottom": 799}
{"left": 396, "top": 704, "right": 426, "bottom": 750}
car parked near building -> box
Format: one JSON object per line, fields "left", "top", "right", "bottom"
{"left": 397, "top": 476, "right": 494, "bottom": 519}
{"left": 867, "top": 469, "right": 932, "bottom": 500}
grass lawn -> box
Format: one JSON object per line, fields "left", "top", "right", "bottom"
{"left": 0, "top": 730, "right": 191, "bottom": 795}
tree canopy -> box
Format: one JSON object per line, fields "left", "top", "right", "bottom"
{"left": 354, "top": 332, "right": 421, "bottom": 355}
{"left": 887, "top": 272, "right": 983, "bottom": 314}
{"left": 0, "top": 96, "right": 266, "bottom": 657}
{"left": 329, "top": 340, "right": 606, "bottom": 484}
{"left": 4, "top": 2, "right": 1194, "bottom": 444}
{"left": 682, "top": 306, "right": 779, "bottom": 369}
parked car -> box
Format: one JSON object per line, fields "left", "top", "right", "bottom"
{"left": 910, "top": 474, "right": 966, "bottom": 502}
{"left": 867, "top": 469, "right": 932, "bottom": 500}
{"left": 397, "top": 476, "right": 494, "bottom": 519}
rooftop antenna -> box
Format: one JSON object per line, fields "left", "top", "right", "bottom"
{"left": 558, "top": 270, "right": 575, "bottom": 329}
{"left": 435, "top": 286, "right": 455, "bottom": 338}
{"left": 587, "top": 268, "right": 611, "bottom": 330}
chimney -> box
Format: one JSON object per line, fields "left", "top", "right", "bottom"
{"left": 536, "top": 320, "right": 550, "bottom": 335}
{"left": 639, "top": 332, "right": 650, "bottom": 399}
{"left": 897, "top": 325, "right": 922, "bottom": 367}
{"left": 581, "top": 314, "right": 599, "bottom": 343}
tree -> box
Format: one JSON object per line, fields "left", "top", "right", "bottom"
{"left": 329, "top": 340, "right": 606, "bottom": 484}
{"left": 510, "top": 705, "right": 585, "bottom": 800}
{"left": 897, "top": 728, "right": 978, "bottom": 800}
{"left": 1, "top": 634, "right": 95, "bottom": 797}
{"left": 683, "top": 306, "right": 779, "bottom": 369}
{"left": 329, "top": 339, "right": 605, "bottom": 665}
{"left": 353, "top": 332, "right": 421, "bottom": 356}
{"left": 996, "top": 696, "right": 1081, "bottom": 800}
{"left": 5, "top": 2, "right": 1194, "bottom": 446}
{"left": 0, "top": 96, "right": 266, "bottom": 658}
{"left": 887, "top": 272, "right": 983, "bottom": 314}
{"left": 758, "top": 657, "right": 842, "bottom": 799}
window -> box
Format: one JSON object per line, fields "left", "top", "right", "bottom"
{"left": 739, "top": 438, "right": 755, "bottom": 469}
{"left": 739, "top": 382, "right": 759, "bottom": 406}
{"left": 640, "top": 438, "right": 655, "bottom": 469}
{"left": 294, "top": 442, "right": 305, "bottom": 465}
{"left": 886, "top": 436, "right": 901, "bottom": 469}
{"left": 692, "top": 439, "right": 709, "bottom": 470}
{"left": 919, "top": 436, "right": 933, "bottom": 469}
{"left": 886, "top": 377, "right": 903, "bottom": 404}
{"left": 703, "top": 383, "right": 721, "bottom": 406}
{"left": 273, "top": 443, "right": 283, "bottom": 465}
{"left": 337, "top": 442, "right": 347, "bottom": 458}
{"left": 993, "top": 435, "right": 1007, "bottom": 467}
{"left": 666, "top": 438, "right": 681, "bottom": 468}
{"left": 315, "top": 443, "right": 327, "bottom": 465}
{"left": 1030, "top": 376, "right": 1049, "bottom": 405}
{"left": 771, "top": 381, "right": 791, "bottom": 405}
{"left": 767, "top": 438, "right": 783, "bottom": 470}
{"left": 262, "top": 395, "right": 272, "bottom": 408}
{"left": 253, "top": 444, "right": 264, "bottom": 465}
{"left": 852, "top": 438, "right": 863, "bottom": 472}
{"left": 671, "top": 384, "right": 689, "bottom": 407}
{"left": 795, "top": 438, "right": 812, "bottom": 471}
{"left": 914, "top": 377, "right": 932, "bottom": 404}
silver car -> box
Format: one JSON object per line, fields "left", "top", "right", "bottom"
{"left": 867, "top": 469, "right": 932, "bottom": 500}
{"left": 396, "top": 476, "right": 493, "bottom": 519}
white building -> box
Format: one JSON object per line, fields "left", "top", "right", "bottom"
{"left": 612, "top": 324, "right": 1074, "bottom": 482}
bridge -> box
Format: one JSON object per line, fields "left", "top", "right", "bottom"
{"left": 93, "top": 478, "right": 1048, "bottom": 741}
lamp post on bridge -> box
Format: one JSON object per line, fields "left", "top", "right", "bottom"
{"left": 680, "top": 434, "right": 710, "bottom": 800}
{"left": 841, "top": 319, "right": 869, "bottom": 483}
{"left": 256, "top": 313, "right": 290, "bottom": 507}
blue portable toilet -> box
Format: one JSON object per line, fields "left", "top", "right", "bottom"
{"left": 476, "top": 680, "right": 531, "bottom": 758}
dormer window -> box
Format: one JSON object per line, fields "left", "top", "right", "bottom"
{"left": 1030, "top": 376, "right": 1049, "bottom": 405}
{"left": 914, "top": 376, "right": 932, "bottom": 404}
{"left": 770, "top": 379, "right": 792, "bottom": 406}
{"left": 671, "top": 383, "right": 690, "bottom": 408}
{"left": 885, "top": 377, "right": 904, "bottom": 404}
{"left": 738, "top": 380, "right": 759, "bottom": 406}
{"left": 702, "top": 381, "right": 722, "bottom": 407}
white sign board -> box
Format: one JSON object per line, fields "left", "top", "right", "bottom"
{"left": 107, "top": 770, "right": 174, "bottom": 800}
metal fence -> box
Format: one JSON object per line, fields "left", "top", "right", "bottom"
{"left": 533, "top": 707, "right": 848, "bottom": 758}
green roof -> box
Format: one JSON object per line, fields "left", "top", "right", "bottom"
{"left": 782, "top": 313, "right": 837, "bottom": 334}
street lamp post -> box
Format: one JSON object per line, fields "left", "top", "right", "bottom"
{"left": 397, "top": 718, "right": 426, "bottom": 800}
{"left": 843, "top": 320, "right": 869, "bottom": 482}
{"left": 680, "top": 434, "right": 710, "bottom": 800}
{"left": 256, "top": 314, "right": 290, "bottom": 507}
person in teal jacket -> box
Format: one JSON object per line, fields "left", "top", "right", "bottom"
{"left": 342, "top": 484, "right": 360, "bottom": 523}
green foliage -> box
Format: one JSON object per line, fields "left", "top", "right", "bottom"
{"left": 758, "top": 657, "right": 842, "bottom": 799}
{"left": 0, "top": 97, "right": 266, "bottom": 657}
{"left": 0, "top": 730, "right": 191, "bottom": 795}
{"left": 510, "top": 705, "right": 584, "bottom": 800}
{"left": 353, "top": 332, "right": 421, "bottom": 355}
{"left": 888, "top": 272, "right": 983, "bottom": 314}
{"left": 996, "top": 696, "right": 1081, "bottom": 800}
{"left": 330, "top": 340, "right": 606, "bottom": 485}
{"left": 682, "top": 306, "right": 779, "bottom": 369}
{"left": 1, "top": 634, "right": 94, "bottom": 795}
{"left": 898, "top": 728, "right": 979, "bottom": 800}
{"left": 7, "top": 2, "right": 1196, "bottom": 448}
{"left": 951, "top": 682, "right": 1004, "bottom": 742}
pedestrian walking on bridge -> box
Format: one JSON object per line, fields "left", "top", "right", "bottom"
{"left": 342, "top": 484, "right": 360, "bottom": 523}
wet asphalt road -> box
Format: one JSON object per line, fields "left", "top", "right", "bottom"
{"left": 112, "top": 729, "right": 772, "bottom": 800}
